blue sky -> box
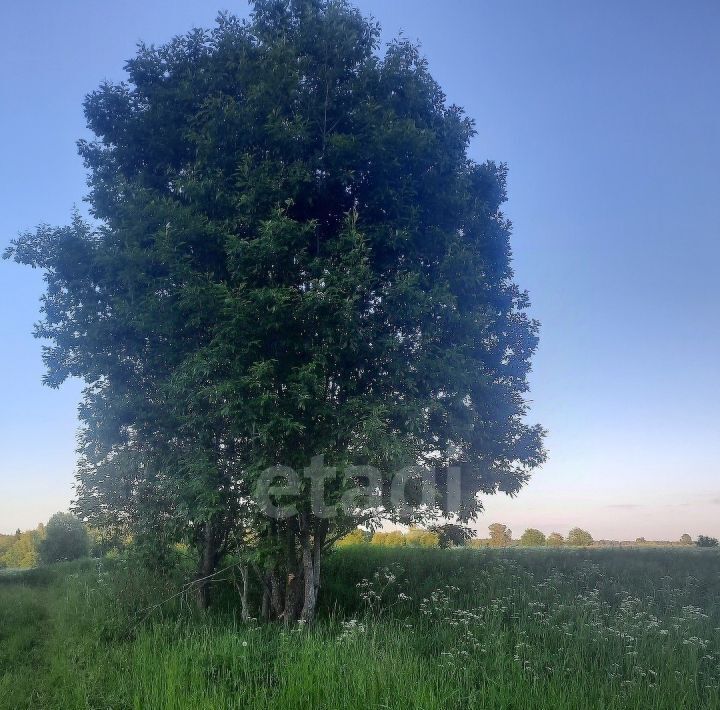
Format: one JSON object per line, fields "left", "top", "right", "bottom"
{"left": 1, "top": 0, "right": 718, "bottom": 539}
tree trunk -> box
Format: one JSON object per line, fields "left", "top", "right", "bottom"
{"left": 261, "top": 586, "right": 270, "bottom": 620}
{"left": 300, "top": 521, "right": 327, "bottom": 623}
{"left": 258, "top": 519, "right": 327, "bottom": 624}
{"left": 269, "top": 569, "right": 284, "bottom": 619}
{"left": 279, "top": 524, "right": 303, "bottom": 623}
{"left": 237, "top": 564, "right": 252, "bottom": 621}
{"left": 260, "top": 572, "right": 271, "bottom": 620}
{"left": 196, "top": 520, "right": 218, "bottom": 611}
{"left": 300, "top": 542, "right": 317, "bottom": 623}
{"left": 282, "top": 568, "right": 303, "bottom": 623}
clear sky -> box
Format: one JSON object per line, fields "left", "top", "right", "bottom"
{"left": 1, "top": 0, "right": 718, "bottom": 539}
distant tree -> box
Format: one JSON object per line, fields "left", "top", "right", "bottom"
{"left": 429, "top": 523, "right": 473, "bottom": 548}
{"left": 488, "top": 523, "right": 512, "bottom": 547}
{"left": 0, "top": 529, "right": 43, "bottom": 568}
{"left": 567, "top": 528, "right": 593, "bottom": 547}
{"left": 405, "top": 528, "right": 440, "bottom": 548}
{"left": 0, "top": 536, "right": 10, "bottom": 567}
{"left": 467, "top": 538, "right": 489, "bottom": 549}
{"left": 335, "top": 528, "right": 370, "bottom": 547}
{"left": 39, "top": 513, "right": 90, "bottom": 564}
{"left": 635, "top": 537, "right": 646, "bottom": 544}
{"left": 696, "top": 535, "right": 719, "bottom": 548}
{"left": 371, "top": 531, "right": 407, "bottom": 547}
{"left": 680, "top": 534, "right": 693, "bottom": 545}
{"left": 546, "top": 532, "right": 565, "bottom": 547}
{"left": 520, "top": 528, "right": 546, "bottom": 546}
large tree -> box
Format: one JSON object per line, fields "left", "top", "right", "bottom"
{"left": 5, "top": 0, "right": 545, "bottom": 621}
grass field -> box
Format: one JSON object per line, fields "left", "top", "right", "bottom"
{"left": 1, "top": 547, "right": 719, "bottom": 709}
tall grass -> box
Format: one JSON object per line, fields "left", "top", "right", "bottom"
{"left": 1, "top": 548, "right": 719, "bottom": 708}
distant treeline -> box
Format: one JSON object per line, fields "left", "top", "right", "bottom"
{"left": 337, "top": 524, "right": 715, "bottom": 549}
{"left": 0, "top": 513, "right": 119, "bottom": 569}
{"left": 0, "top": 526, "right": 45, "bottom": 568}
{"left": 2, "top": 518, "right": 716, "bottom": 568}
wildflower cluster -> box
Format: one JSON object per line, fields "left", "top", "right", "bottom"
{"left": 349, "top": 554, "right": 720, "bottom": 694}
{"left": 356, "top": 565, "right": 411, "bottom": 615}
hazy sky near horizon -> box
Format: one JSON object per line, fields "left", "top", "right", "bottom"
{"left": 1, "top": 0, "right": 718, "bottom": 539}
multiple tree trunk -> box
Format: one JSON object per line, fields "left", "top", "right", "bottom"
{"left": 259, "top": 517, "right": 328, "bottom": 623}
{"left": 197, "top": 514, "right": 328, "bottom": 624}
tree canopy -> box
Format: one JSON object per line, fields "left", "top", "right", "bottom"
{"left": 546, "top": 532, "right": 565, "bottom": 547}
{"left": 0, "top": 527, "right": 43, "bottom": 568}
{"left": 39, "top": 513, "right": 89, "bottom": 564}
{"left": 488, "top": 523, "right": 512, "bottom": 547}
{"left": 429, "top": 522, "right": 473, "bottom": 548}
{"left": 697, "top": 535, "right": 719, "bottom": 548}
{"left": 520, "top": 528, "right": 546, "bottom": 546}
{"left": 5, "top": 0, "right": 544, "bottom": 620}
{"left": 567, "top": 528, "right": 593, "bottom": 547}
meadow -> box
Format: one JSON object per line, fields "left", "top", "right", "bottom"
{"left": 1, "top": 547, "right": 720, "bottom": 709}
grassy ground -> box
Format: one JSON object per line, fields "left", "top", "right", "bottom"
{"left": 1, "top": 548, "right": 719, "bottom": 709}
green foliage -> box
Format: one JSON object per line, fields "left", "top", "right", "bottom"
{"left": 367, "top": 529, "right": 440, "bottom": 548}
{"left": 546, "top": 532, "right": 565, "bottom": 547}
{"left": 680, "top": 533, "right": 693, "bottom": 545}
{"left": 5, "top": 0, "right": 545, "bottom": 616}
{"left": 39, "top": 513, "right": 90, "bottom": 564}
{"left": 697, "top": 535, "right": 719, "bottom": 548}
{"left": 567, "top": 527, "right": 593, "bottom": 547}
{"left": 0, "top": 524, "right": 46, "bottom": 569}
{"left": 0, "top": 529, "right": 43, "bottom": 569}
{"left": 467, "top": 538, "right": 489, "bottom": 549}
{"left": 87, "top": 526, "right": 129, "bottom": 557}
{"left": 429, "top": 523, "right": 473, "bottom": 548}
{"left": 335, "top": 528, "right": 370, "bottom": 547}
{"left": 405, "top": 528, "right": 440, "bottom": 548}
{"left": 519, "top": 528, "right": 546, "bottom": 546}
{"left": 488, "top": 523, "right": 512, "bottom": 547}
{"left": 370, "top": 531, "right": 407, "bottom": 547}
